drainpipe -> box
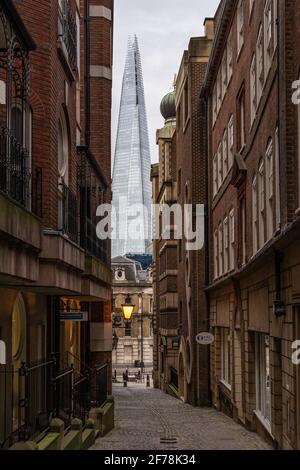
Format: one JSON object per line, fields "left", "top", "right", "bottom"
{"left": 84, "top": 0, "right": 91, "bottom": 148}
{"left": 200, "top": 94, "right": 212, "bottom": 406}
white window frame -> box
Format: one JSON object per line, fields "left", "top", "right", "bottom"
{"left": 213, "top": 154, "right": 218, "bottom": 196}
{"left": 256, "top": 25, "right": 264, "bottom": 104}
{"left": 258, "top": 161, "right": 265, "bottom": 249}
{"left": 223, "top": 216, "right": 229, "bottom": 273}
{"left": 218, "top": 143, "right": 223, "bottom": 188}
{"left": 221, "top": 328, "right": 231, "bottom": 388}
{"left": 229, "top": 209, "right": 235, "bottom": 271}
{"left": 223, "top": 129, "right": 228, "bottom": 177}
{"left": 218, "top": 222, "right": 224, "bottom": 277}
{"left": 217, "top": 71, "right": 222, "bottom": 113}
{"left": 222, "top": 53, "right": 227, "bottom": 100}
{"left": 213, "top": 84, "right": 217, "bottom": 125}
{"left": 227, "top": 33, "right": 233, "bottom": 83}
{"left": 250, "top": 53, "right": 257, "bottom": 126}
{"left": 237, "top": 0, "right": 244, "bottom": 56}
{"left": 228, "top": 114, "right": 234, "bottom": 169}
{"left": 255, "top": 334, "right": 271, "bottom": 429}
{"left": 252, "top": 176, "right": 258, "bottom": 255}
{"left": 264, "top": 0, "right": 273, "bottom": 77}
{"left": 214, "top": 229, "right": 219, "bottom": 279}
{"left": 266, "top": 139, "right": 274, "bottom": 241}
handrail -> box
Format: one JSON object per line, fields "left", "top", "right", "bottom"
{"left": 66, "top": 351, "right": 92, "bottom": 372}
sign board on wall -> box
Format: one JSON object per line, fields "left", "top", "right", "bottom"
{"left": 0, "top": 340, "right": 6, "bottom": 365}
{"left": 196, "top": 332, "right": 214, "bottom": 345}
{"left": 60, "top": 311, "right": 88, "bottom": 322}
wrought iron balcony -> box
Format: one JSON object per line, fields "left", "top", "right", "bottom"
{"left": 58, "top": 0, "right": 78, "bottom": 72}
{"left": 77, "top": 146, "right": 108, "bottom": 263}
{"left": 0, "top": 124, "right": 31, "bottom": 209}
{"left": 58, "top": 179, "right": 78, "bottom": 243}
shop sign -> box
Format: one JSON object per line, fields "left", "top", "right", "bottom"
{"left": 196, "top": 332, "right": 214, "bottom": 345}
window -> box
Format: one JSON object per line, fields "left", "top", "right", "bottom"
{"left": 223, "top": 216, "right": 229, "bottom": 273}
{"left": 252, "top": 176, "right": 258, "bottom": 255}
{"left": 214, "top": 229, "right": 219, "bottom": 279}
{"left": 275, "top": 127, "right": 281, "bottom": 227}
{"left": 223, "top": 129, "right": 228, "bottom": 177}
{"left": 229, "top": 209, "right": 235, "bottom": 271}
{"left": 237, "top": 90, "right": 245, "bottom": 150}
{"left": 184, "top": 80, "right": 189, "bottom": 125}
{"left": 227, "top": 33, "right": 233, "bottom": 82}
{"left": 240, "top": 197, "right": 246, "bottom": 266}
{"left": 228, "top": 114, "right": 234, "bottom": 168}
{"left": 58, "top": 110, "right": 69, "bottom": 231}
{"left": 218, "top": 222, "right": 223, "bottom": 276}
{"left": 177, "top": 103, "right": 181, "bottom": 130}
{"left": 237, "top": 0, "right": 244, "bottom": 55}
{"left": 264, "top": 0, "right": 273, "bottom": 76}
{"left": 266, "top": 140, "right": 274, "bottom": 240}
{"left": 222, "top": 53, "right": 227, "bottom": 100}
{"left": 125, "top": 321, "right": 132, "bottom": 337}
{"left": 258, "top": 161, "right": 265, "bottom": 249}
{"left": 213, "top": 154, "right": 218, "bottom": 196}
{"left": 250, "top": 54, "right": 257, "bottom": 125}
{"left": 250, "top": 0, "right": 255, "bottom": 17}
{"left": 218, "top": 143, "right": 223, "bottom": 188}
{"left": 255, "top": 334, "right": 271, "bottom": 426}
{"left": 221, "top": 328, "right": 231, "bottom": 387}
{"left": 256, "top": 25, "right": 264, "bottom": 104}
{"left": 217, "top": 71, "right": 222, "bottom": 112}
{"left": 213, "top": 85, "right": 217, "bottom": 125}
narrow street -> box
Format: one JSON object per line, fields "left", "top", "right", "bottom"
{"left": 92, "top": 383, "right": 272, "bottom": 451}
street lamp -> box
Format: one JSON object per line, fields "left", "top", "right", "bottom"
{"left": 121, "top": 294, "right": 135, "bottom": 321}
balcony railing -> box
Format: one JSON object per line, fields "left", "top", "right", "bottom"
{"left": 58, "top": 0, "right": 78, "bottom": 72}
{"left": 0, "top": 124, "right": 31, "bottom": 209}
{"left": 77, "top": 146, "right": 108, "bottom": 263}
{"left": 58, "top": 180, "right": 78, "bottom": 243}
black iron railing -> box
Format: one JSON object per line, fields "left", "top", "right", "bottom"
{"left": 58, "top": 0, "right": 77, "bottom": 71}
{"left": 53, "top": 366, "right": 73, "bottom": 429}
{"left": 58, "top": 180, "right": 78, "bottom": 243}
{"left": 94, "top": 363, "right": 108, "bottom": 407}
{"left": 0, "top": 124, "right": 31, "bottom": 209}
{"left": 86, "top": 217, "right": 107, "bottom": 263}
{"left": 170, "top": 367, "right": 179, "bottom": 390}
{"left": 18, "top": 358, "right": 55, "bottom": 442}
{"left": 73, "top": 374, "right": 90, "bottom": 422}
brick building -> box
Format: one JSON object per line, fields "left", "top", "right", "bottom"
{"left": 175, "top": 24, "right": 213, "bottom": 406}
{"left": 0, "top": 0, "right": 113, "bottom": 447}
{"left": 151, "top": 89, "right": 179, "bottom": 395}
{"left": 201, "top": 0, "right": 300, "bottom": 449}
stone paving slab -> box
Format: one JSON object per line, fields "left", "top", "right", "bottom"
{"left": 92, "top": 383, "right": 273, "bottom": 451}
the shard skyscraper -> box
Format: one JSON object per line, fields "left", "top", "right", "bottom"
{"left": 112, "top": 36, "right": 152, "bottom": 258}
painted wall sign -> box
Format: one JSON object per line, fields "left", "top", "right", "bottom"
{"left": 60, "top": 311, "right": 88, "bottom": 322}
{"left": 196, "top": 332, "right": 214, "bottom": 345}
{"left": 0, "top": 340, "right": 6, "bottom": 365}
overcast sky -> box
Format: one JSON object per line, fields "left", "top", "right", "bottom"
{"left": 112, "top": 0, "right": 220, "bottom": 166}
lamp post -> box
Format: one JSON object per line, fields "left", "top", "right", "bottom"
{"left": 121, "top": 294, "right": 135, "bottom": 323}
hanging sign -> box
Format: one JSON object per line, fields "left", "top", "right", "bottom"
{"left": 196, "top": 332, "right": 214, "bottom": 345}
{"left": 0, "top": 340, "right": 6, "bottom": 365}
{"left": 60, "top": 311, "right": 88, "bottom": 322}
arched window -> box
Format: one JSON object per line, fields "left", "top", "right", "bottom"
{"left": 58, "top": 110, "right": 69, "bottom": 184}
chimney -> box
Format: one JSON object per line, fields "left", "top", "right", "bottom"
{"left": 203, "top": 18, "right": 215, "bottom": 40}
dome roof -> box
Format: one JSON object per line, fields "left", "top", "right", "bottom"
{"left": 160, "top": 90, "right": 176, "bottom": 121}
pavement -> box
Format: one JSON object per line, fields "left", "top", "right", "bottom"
{"left": 92, "top": 382, "right": 273, "bottom": 451}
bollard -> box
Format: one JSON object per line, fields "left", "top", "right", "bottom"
{"left": 146, "top": 374, "right": 150, "bottom": 387}
{"left": 123, "top": 379, "right": 127, "bottom": 387}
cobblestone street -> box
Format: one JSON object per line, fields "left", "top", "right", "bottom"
{"left": 92, "top": 383, "right": 272, "bottom": 451}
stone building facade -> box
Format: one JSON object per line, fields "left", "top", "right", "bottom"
{"left": 0, "top": 0, "right": 113, "bottom": 447}
{"left": 200, "top": 0, "right": 300, "bottom": 450}
{"left": 151, "top": 89, "right": 179, "bottom": 395}
{"left": 112, "top": 256, "right": 153, "bottom": 374}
